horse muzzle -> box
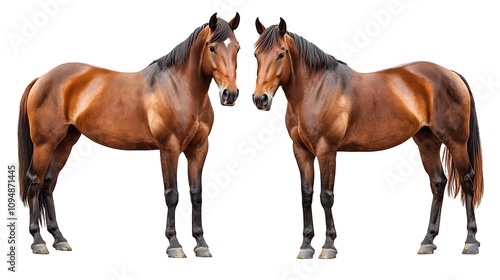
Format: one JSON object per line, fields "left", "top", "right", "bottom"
{"left": 220, "top": 88, "right": 239, "bottom": 106}
{"left": 252, "top": 93, "right": 273, "bottom": 111}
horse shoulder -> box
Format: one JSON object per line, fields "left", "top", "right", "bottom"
{"left": 146, "top": 86, "right": 213, "bottom": 150}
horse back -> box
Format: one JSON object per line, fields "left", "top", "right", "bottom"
{"left": 329, "top": 61, "right": 468, "bottom": 151}
{"left": 28, "top": 63, "right": 159, "bottom": 150}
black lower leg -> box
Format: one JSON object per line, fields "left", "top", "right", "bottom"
{"left": 461, "top": 169, "right": 480, "bottom": 254}
{"left": 165, "top": 187, "right": 180, "bottom": 249}
{"left": 190, "top": 182, "right": 212, "bottom": 257}
{"left": 27, "top": 171, "right": 45, "bottom": 246}
{"left": 41, "top": 171, "right": 68, "bottom": 246}
{"left": 421, "top": 175, "right": 447, "bottom": 246}
{"left": 320, "top": 190, "right": 336, "bottom": 249}
{"left": 45, "top": 195, "right": 69, "bottom": 246}
{"left": 300, "top": 185, "right": 314, "bottom": 250}
{"left": 190, "top": 185, "right": 207, "bottom": 248}
{"left": 318, "top": 189, "right": 337, "bottom": 259}
{"left": 296, "top": 184, "right": 315, "bottom": 259}
{"left": 463, "top": 170, "right": 479, "bottom": 244}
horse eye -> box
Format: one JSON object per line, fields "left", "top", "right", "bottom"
{"left": 277, "top": 52, "right": 285, "bottom": 60}
{"left": 209, "top": 46, "right": 216, "bottom": 53}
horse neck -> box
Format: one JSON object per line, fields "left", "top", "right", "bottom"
{"left": 173, "top": 40, "right": 212, "bottom": 96}
{"left": 173, "top": 58, "right": 211, "bottom": 96}
{"left": 147, "top": 39, "right": 212, "bottom": 106}
{"left": 282, "top": 57, "right": 327, "bottom": 108}
{"left": 282, "top": 51, "right": 352, "bottom": 111}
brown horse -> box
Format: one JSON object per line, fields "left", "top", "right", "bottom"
{"left": 253, "top": 18, "right": 483, "bottom": 259}
{"left": 18, "top": 13, "right": 240, "bottom": 258}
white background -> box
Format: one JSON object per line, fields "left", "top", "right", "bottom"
{"left": 1, "top": 0, "right": 499, "bottom": 279}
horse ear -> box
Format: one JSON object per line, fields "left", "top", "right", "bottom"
{"left": 229, "top": 12, "right": 240, "bottom": 30}
{"left": 209, "top": 13, "right": 218, "bottom": 31}
{"left": 255, "top": 17, "right": 266, "bottom": 35}
{"left": 278, "top": 17, "right": 287, "bottom": 37}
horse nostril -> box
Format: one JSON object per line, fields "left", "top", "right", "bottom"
{"left": 261, "top": 94, "right": 269, "bottom": 106}
{"left": 222, "top": 89, "right": 229, "bottom": 100}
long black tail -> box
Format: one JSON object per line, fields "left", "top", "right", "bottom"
{"left": 18, "top": 78, "right": 38, "bottom": 206}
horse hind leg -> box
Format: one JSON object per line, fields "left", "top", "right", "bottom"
{"left": 445, "top": 142, "right": 480, "bottom": 254}
{"left": 413, "top": 128, "right": 447, "bottom": 255}
{"left": 43, "top": 126, "right": 81, "bottom": 251}
{"left": 27, "top": 142, "right": 59, "bottom": 254}
{"left": 27, "top": 125, "right": 79, "bottom": 254}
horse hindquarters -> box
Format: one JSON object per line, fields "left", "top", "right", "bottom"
{"left": 419, "top": 70, "right": 483, "bottom": 254}
{"left": 442, "top": 73, "right": 483, "bottom": 254}
{"left": 19, "top": 78, "right": 78, "bottom": 253}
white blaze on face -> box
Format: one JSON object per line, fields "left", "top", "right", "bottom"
{"left": 223, "top": 38, "right": 231, "bottom": 47}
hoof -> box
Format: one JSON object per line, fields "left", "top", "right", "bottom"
{"left": 462, "top": 243, "right": 480, "bottom": 255}
{"left": 194, "top": 247, "right": 212, "bottom": 258}
{"left": 318, "top": 248, "right": 337, "bottom": 259}
{"left": 167, "top": 247, "right": 187, "bottom": 258}
{"left": 417, "top": 243, "right": 437, "bottom": 254}
{"left": 53, "top": 242, "right": 72, "bottom": 251}
{"left": 32, "top": 243, "right": 49, "bottom": 254}
{"left": 297, "top": 248, "right": 315, "bottom": 259}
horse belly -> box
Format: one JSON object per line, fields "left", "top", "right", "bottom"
{"left": 339, "top": 133, "right": 412, "bottom": 151}
{"left": 77, "top": 118, "right": 158, "bottom": 150}
{"left": 339, "top": 121, "right": 419, "bottom": 152}
{"left": 73, "top": 102, "right": 158, "bottom": 150}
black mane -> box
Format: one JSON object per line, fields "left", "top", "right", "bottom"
{"left": 255, "top": 25, "right": 346, "bottom": 70}
{"left": 150, "top": 19, "right": 232, "bottom": 70}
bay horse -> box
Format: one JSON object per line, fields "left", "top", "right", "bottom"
{"left": 18, "top": 13, "right": 241, "bottom": 258}
{"left": 252, "top": 18, "right": 483, "bottom": 259}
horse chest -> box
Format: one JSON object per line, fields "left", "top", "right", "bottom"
{"left": 287, "top": 116, "right": 320, "bottom": 153}
{"left": 287, "top": 109, "right": 348, "bottom": 154}
{"left": 146, "top": 105, "right": 212, "bottom": 148}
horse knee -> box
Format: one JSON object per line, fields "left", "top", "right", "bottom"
{"left": 43, "top": 169, "right": 54, "bottom": 185}
{"left": 461, "top": 170, "right": 475, "bottom": 195}
{"left": 25, "top": 170, "right": 42, "bottom": 199}
{"left": 164, "top": 188, "right": 179, "bottom": 207}
{"left": 431, "top": 175, "right": 447, "bottom": 196}
{"left": 320, "top": 190, "right": 334, "bottom": 208}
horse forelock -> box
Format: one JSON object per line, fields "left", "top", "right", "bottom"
{"left": 254, "top": 25, "right": 281, "bottom": 53}
{"left": 209, "top": 18, "right": 233, "bottom": 43}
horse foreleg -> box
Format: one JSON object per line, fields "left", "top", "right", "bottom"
{"left": 184, "top": 139, "right": 211, "bottom": 257}
{"left": 293, "top": 143, "right": 316, "bottom": 259}
{"left": 159, "top": 147, "right": 185, "bottom": 258}
{"left": 317, "top": 151, "right": 338, "bottom": 259}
